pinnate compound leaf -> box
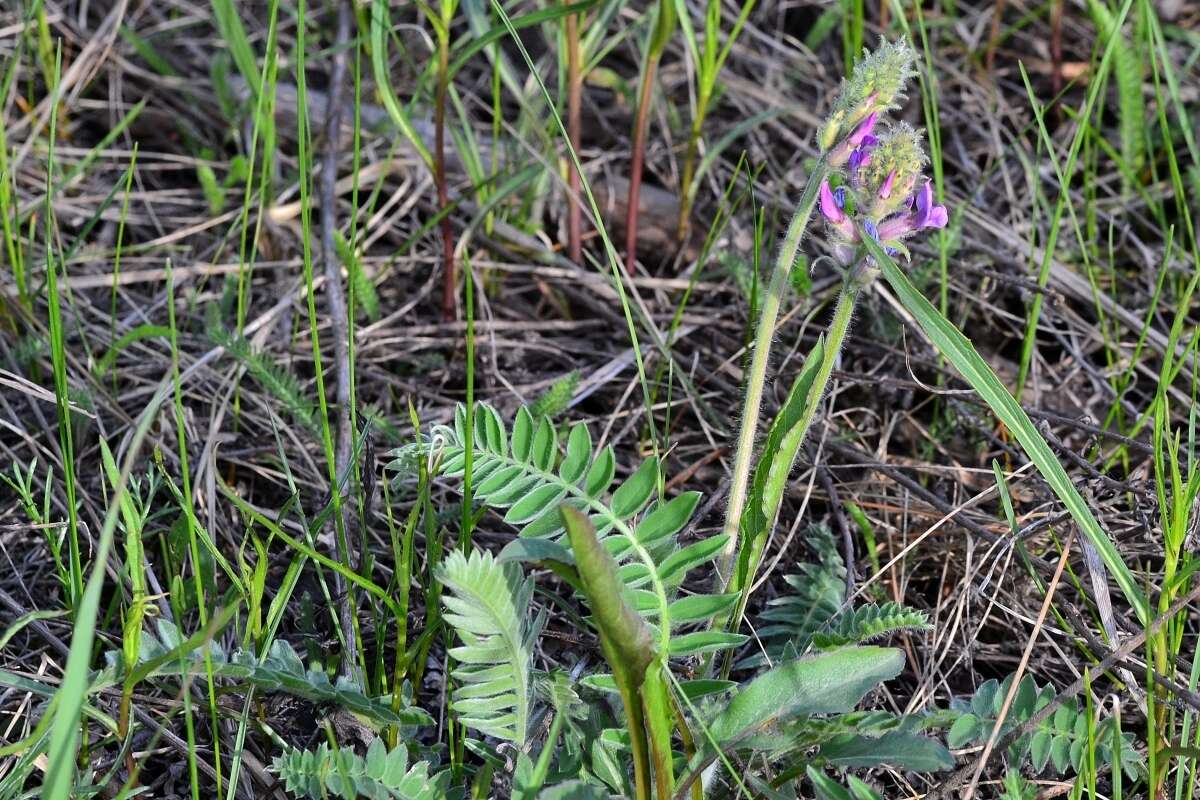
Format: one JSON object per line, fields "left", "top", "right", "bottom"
{"left": 438, "top": 549, "right": 533, "bottom": 745}
{"left": 271, "top": 740, "right": 447, "bottom": 800}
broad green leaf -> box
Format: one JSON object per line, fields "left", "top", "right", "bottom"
{"left": 972, "top": 680, "right": 998, "bottom": 717}
{"left": 667, "top": 593, "right": 739, "bottom": 623}
{"left": 708, "top": 647, "right": 903, "bottom": 745}
{"left": 476, "top": 464, "right": 524, "bottom": 496}
{"left": 537, "top": 780, "right": 609, "bottom": 800}
{"left": 505, "top": 484, "right": 568, "bottom": 524}
{"left": 610, "top": 458, "right": 659, "bottom": 517}
{"left": 498, "top": 538, "right": 575, "bottom": 566}
{"left": 1030, "top": 729, "right": 1052, "bottom": 772}
{"left": 531, "top": 417, "right": 556, "bottom": 470}
{"left": 559, "top": 424, "right": 592, "bottom": 484}
{"left": 636, "top": 492, "right": 701, "bottom": 545}
{"left": 657, "top": 534, "right": 729, "bottom": 584}
{"left": 869, "top": 237, "right": 1148, "bottom": 623}
{"left": 947, "top": 713, "right": 980, "bottom": 748}
{"left": 512, "top": 407, "right": 534, "bottom": 462}
{"left": 668, "top": 631, "right": 748, "bottom": 656}
{"left": 584, "top": 446, "right": 615, "bottom": 497}
{"left": 1050, "top": 734, "right": 1071, "bottom": 772}
{"left": 819, "top": 731, "right": 954, "bottom": 771}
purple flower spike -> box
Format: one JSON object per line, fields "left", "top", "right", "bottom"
{"left": 913, "top": 181, "right": 948, "bottom": 229}
{"left": 879, "top": 170, "right": 897, "bottom": 200}
{"left": 819, "top": 180, "right": 845, "bottom": 224}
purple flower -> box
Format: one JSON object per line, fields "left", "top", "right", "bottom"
{"left": 819, "top": 180, "right": 845, "bottom": 224}
{"left": 878, "top": 170, "right": 896, "bottom": 200}
{"left": 847, "top": 112, "right": 878, "bottom": 147}
{"left": 876, "top": 181, "right": 949, "bottom": 242}
{"left": 847, "top": 139, "right": 877, "bottom": 181}
{"left": 826, "top": 115, "right": 881, "bottom": 168}
{"left": 912, "top": 181, "right": 948, "bottom": 229}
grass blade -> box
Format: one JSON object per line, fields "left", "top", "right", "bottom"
{"left": 864, "top": 234, "right": 1149, "bottom": 625}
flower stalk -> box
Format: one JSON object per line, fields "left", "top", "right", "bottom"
{"left": 714, "top": 156, "right": 828, "bottom": 584}
{"left": 716, "top": 39, "right": 949, "bottom": 607}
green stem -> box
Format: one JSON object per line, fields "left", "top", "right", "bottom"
{"left": 640, "top": 664, "right": 676, "bottom": 798}
{"left": 715, "top": 156, "right": 829, "bottom": 589}
{"left": 714, "top": 280, "right": 860, "bottom": 680}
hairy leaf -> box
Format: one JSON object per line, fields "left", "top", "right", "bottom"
{"left": 438, "top": 549, "right": 535, "bottom": 745}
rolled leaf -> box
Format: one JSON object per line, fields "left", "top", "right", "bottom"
{"left": 560, "top": 506, "right": 657, "bottom": 680}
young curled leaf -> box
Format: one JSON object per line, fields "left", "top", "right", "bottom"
{"left": 560, "top": 506, "right": 657, "bottom": 681}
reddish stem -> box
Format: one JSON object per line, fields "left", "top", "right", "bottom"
{"left": 624, "top": 56, "right": 659, "bottom": 272}
{"left": 566, "top": 7, "right": 583, "bottom": 263}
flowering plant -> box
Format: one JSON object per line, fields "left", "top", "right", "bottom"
{"left": 717, "top": 38, "right": 949, "bottom": 595}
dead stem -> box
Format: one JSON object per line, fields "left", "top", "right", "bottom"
{"left": 319, "top": 0, "right": 359, "bottom": 684}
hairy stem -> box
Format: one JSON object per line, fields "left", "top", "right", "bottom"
{"left": 714, "top": 157, "right": 829, "bottom": 589}
{"left": 717, "top": 279, "right": 860, "bottom": 675}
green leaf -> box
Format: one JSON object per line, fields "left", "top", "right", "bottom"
{"left": 531, "top": 417, "right": 557, "bottom": 470}
{"left": 272, "top": 740, "right": 447, "bottom": 800}
{"left": 668, "top": 631, "right": 748, "bottom": 656}
{"left": 948, "top": 713, "right": 980, "bottom": 748}
{"left": 438, "top": 549, "right": 533, "bottom": 745}
{"left": 559, "top": 424, "right": 593, "bottom": 484}
{"left": 709, "top": 647, "right": 902, "bottom": 743}
{"left": 657, "top": 534, "right": 729, "bottom": 584}
{"left": 819, "top": 731, "right": 955, "bottom": 771}
{"left": 584, "top": 446, "right": 616, "bottom": 497}
{"left": 812, "top": 602, "right": 928, "bottom": 649}
{"left": 870, "top": 238, "right": 1148, "bottom": 624}
{"left": 610, "top": 458, "right": 659, "bottom": 517}
{"left": 498, "top": 538, "right": 575, "bottom": 567}
{"left": 636, "top": 492, "right": 701, "bottom": 545}
{"left": 972, "top": 680, "right": 998, "bottom": 717}
{"left": 1050, "top": 735, "right": 1071, "bottom": 773}
{"left": 505, "top": 484, "right": 569, "bottom": 525}
{"left": 1030, "top": 729, "right": 1052, "bottom": 772}
{"left": 537, "top": 781, "right": 609, "bottom": 800}
{"left": 512, "top": 407, "right": 535, "bottom": 462}
{"left": 666, "top": 593, "right": 739, "bottom": 623}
